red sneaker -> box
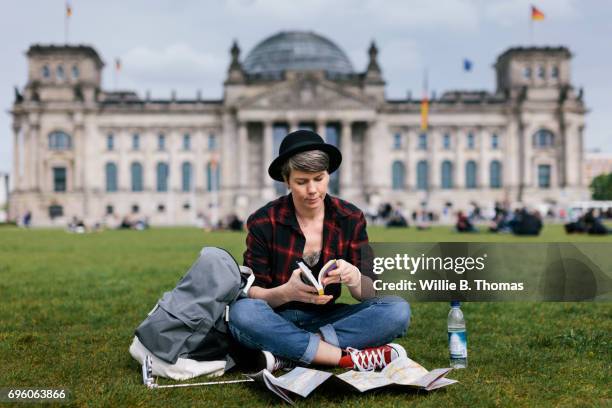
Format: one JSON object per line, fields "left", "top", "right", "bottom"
{"left": 339, "top": 343, "right": 407, "bottom": 371}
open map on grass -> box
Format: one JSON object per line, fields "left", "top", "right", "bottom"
{"left": 246, "top": 357, "right": 457, "bottom": 404}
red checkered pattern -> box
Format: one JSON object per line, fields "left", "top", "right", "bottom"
{"left": 243, "top": 194, "right": 369, "bottom": 297}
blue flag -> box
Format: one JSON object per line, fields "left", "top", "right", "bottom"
{"left": 463, "top": 59, "right": 473, "bottom": 72}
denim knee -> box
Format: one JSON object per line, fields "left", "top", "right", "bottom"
{"left": 382, "top": 296, "right": 411, "bottom": 336}
{"left": 228, "top": 298, "right": 268, "bottom": 334}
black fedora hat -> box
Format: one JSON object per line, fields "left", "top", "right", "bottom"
{"left": 268, "top": 130, "right": 342, "bottom": 182}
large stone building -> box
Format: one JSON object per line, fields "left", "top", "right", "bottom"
{"left": 9, "top": 31, "right": 589, "bottom": 226}
{"left": 583, "top": 151, "right": 612, "bottom": 187}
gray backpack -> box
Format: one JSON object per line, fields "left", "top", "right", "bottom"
{"left": 135, "top": 247, "right": 251, "bottom": 364}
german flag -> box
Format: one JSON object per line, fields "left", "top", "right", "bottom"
{"left": 66, "top": 2, "right": 72, "bottom": 17}
{"left": 115, "top": 58, "right": 121, "bottom": 71}
{"left": 531, "top": 5, "right": 544, "bottom": 21}
{"left": 420, "top": 95, "right": 429, "bottom": 131}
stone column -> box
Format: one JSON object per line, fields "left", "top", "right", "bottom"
{"left": 118, "top": 130, "right": 130, "bottom": 192}
{"left": 454, "top": 128, "right": 465, "bottom": 189}
{"left": 316, "top": 119, "right": 326, "bottom": 141}
{"left": 167, "top": 129, "right": 177, "bottom": 225}
{"left": 21, "top": 122, "right": 31, "bottom": 191}
{"left": 221, "top": 113, "right": 237, "bottom": 192}
{"left": 289, "top": 119, "right": 299, "bottom": 133}
{"left": 263, "top": 121, "right": 274, "bottom": 190}
{"left": 74, "top": 123, "right": 84, "bottom": 191}
{"left": 564, "top": 124, "right": 576, "bottom": 187}
{"left": 429, "top": 129, "right": 439, "bottom": 190}
{"left": 523, "top": 126, "right": 532, "bottom": 188}
{"left": 340, "top": 121, "right": 353, "bottom": 193}
{"left": 143, "top": 130, "right": 154, "bottom": 192}
{"left": 31, "top": 123, "right": 41, "bottom": 192}
{"left": 12, "top": 124, "right": 21, "bottom": 191}
{"left": 405, "top": 127, "right": 414, "bottom": 190}
{"left": 238, "top": 122, "right": 248, "bottom": 188}
{"left": 505, "top": 121, "right": 519, "bottom": 194}
{"left": 478, "top": 127, "right": 487, "bottom": 188}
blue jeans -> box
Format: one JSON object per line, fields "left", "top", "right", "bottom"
{"left": 228, "top": 296, "right": 410, "bottom": 365}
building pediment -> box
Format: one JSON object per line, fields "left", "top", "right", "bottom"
{"left": 236, "top": 76, "right": 375, "bottom": 111}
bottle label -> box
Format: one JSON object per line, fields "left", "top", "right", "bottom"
{"left": 448, "top": 330, "right": 467, "bottom": 358}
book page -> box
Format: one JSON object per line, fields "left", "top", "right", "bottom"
{"left": 274, "top": 367, "right": 333, "bottom": 398}
{"left": 381, "top": 357, "right": 429, "bottom": 386}
{"left": 335, "top": 370, "right": 392, "bottom": 392}
{"left": 318, "top": 260, "right": 338, "bottom": 287}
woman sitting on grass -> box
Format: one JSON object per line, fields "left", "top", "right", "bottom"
{"left": 229, "top": 130, "right": 411, "bottom": 372}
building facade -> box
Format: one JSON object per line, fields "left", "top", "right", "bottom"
{"left": 583, "top": 151, "right": 612, "bottom": 187}
{"left": 9, "top": 31, "right": 588, "bottom": 226}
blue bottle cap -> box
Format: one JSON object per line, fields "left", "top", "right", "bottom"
{"left": 450, "top": 301, "right": 461, "bottom": 307}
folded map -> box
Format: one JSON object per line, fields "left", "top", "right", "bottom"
{"left": 246, "top": 356, "right": 457, "bottom": 405}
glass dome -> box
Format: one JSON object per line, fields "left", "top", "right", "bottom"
{"left": 243, "top": 31, "right": 354, "bottom": 78}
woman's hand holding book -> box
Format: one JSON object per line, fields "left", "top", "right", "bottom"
{"left": 283, "top": 268, "right": 333, "bottom": 305}
{"left": 323, "top": 260, "right": 361, "bottom": 288}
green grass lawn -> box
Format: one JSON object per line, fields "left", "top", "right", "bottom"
{"left": 0, "top": 225, "right": 610, "bottom": 407}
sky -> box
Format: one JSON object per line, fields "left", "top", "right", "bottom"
{"left": 1, "top": 0, "right": 611, "bottom": 174}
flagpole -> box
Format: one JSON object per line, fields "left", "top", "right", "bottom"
{"left": 64, "top": 7, "right": 69, "bottom": 44}
{"left": 421, "top": 68, "right": 430, "bottom": 209}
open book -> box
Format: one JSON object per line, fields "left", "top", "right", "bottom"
{"left": 297, "top": 260, "right": 338, "bottom": 295}
{"left": 246, "top": 357, "right": 457, "bottom": 405}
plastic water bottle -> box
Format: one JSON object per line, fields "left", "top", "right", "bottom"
{"left": 448, "top": 301, "right": 467, "bottom": 368}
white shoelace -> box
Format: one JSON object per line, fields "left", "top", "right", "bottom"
{"left": 347, "top": 347, "right": 387, "bottom": 371}
{"left": 272, "top": 356, "right": 294, "bottom": 372}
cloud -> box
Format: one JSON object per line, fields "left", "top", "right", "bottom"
{"left": 122, "top": 43, "right": 226, "bottom": 84}
{"left": 225, "top": 0, "right": 480, "bottom": 31}
{"left": 108, "top": 43, "right": 227, "bottom": 98}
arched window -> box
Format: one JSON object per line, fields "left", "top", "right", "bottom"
{"left": 465, "top": 161, "right": 477, "bottom": 189}
{"left": 48, "top": 131, "right": 72, "bottom": 150}
{"left": 156, "top": 162, "right": 169, "bottom": 192}
{"left": 72, "top": 65, "right": 79, "bottom": 79}
{"left": 490, "top": 160, "right": 502, "bottom": 188}
{"left": 181, "top": 162, "right": 192, "bottom": 192}
{"left": 417, "top": 160, "right": 428, "bottom": 191}
{"left": 56, "top": 65, "right": 65, "bottom": 80}
{"left": 533, "top": 129, "right": 555, "bottom": 148}
{"left": 391, "top": 161, "right": 405, "bottom": 190}
{"left": 105, "top": 162, "right": 118, "bottom": 192}
{"left": 42, "top": 65, "right": 50, "bottom": 78}
{"left": 441, "top": 160, "right": 453, "bottom": 189}
{"left": 207, "top": 162, "right": 221, "bottom": 192}
{"left": 131, "top": 162, "right": 143, "bottom": 192}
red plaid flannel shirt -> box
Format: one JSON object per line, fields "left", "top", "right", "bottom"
{"left": 243, "top": 193, "right": 370, "bottom": 291}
